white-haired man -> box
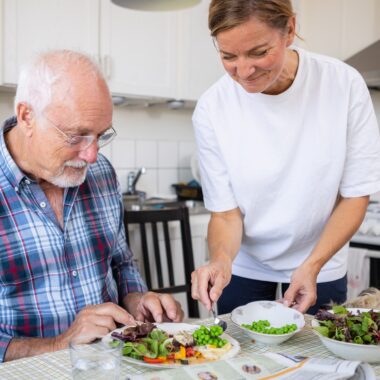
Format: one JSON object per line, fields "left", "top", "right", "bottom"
{"left": 0, "top": 50, "right": 183, "bottom": 362}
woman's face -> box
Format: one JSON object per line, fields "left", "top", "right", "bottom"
{"left": 215, "top": 16, "right": 296, "bottom": 94}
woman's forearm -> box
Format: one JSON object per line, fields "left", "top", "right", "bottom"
{"left": 208, "top": 207, "right": 244, "bottom": 264}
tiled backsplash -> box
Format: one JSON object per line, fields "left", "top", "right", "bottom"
{"left": 103, "top": 138, "right": 196, "bottom": 196}
{"left": 0, "top": 92, "right": 197, "bottom": 197}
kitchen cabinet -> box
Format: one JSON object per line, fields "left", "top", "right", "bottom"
{"left": 1, "top": 0, "right": 222, "bottom": 100}
{"left": 128, "top": 213, "right": 210, "bottom": 318}
{"left": 99, "top": 0, "right": 178, "bottom": 98}
{"left": 177, "top": 0, "right": 224, "bottom": 100}
{"left": 1, "top": 0, "right": 99, "bottom": 86}
{"left": 295, "top": 0, "right": 380, "bottom": 60}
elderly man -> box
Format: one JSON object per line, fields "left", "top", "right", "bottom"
{"left": 0, "top": 50, "right": 183, "bottom": 362}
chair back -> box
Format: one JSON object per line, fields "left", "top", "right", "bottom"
{"left": 124, "top": 206, "right": 200, "bottom": 318}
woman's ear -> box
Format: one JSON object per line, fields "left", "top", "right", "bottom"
{"left": 285, "top": 16, "right": 296, "bottom": 47}
{"left": 16, "top": 103, "right": 35, "bottom": 137}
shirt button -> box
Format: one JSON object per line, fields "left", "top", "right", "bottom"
{"left": 25, "top": 179, "right": 31, "bottom": 185}
{"left": 72, "top": 270, "right": 78, "bottom": 277}
{"left": 14, "top": 186, "right": 19, "bottom": 192}
{"left": 40, "top": 202, "right": 46, "bottom": 208}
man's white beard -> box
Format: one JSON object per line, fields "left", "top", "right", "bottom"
{"left": 49, "top": 160, "right": 88, "bottom": 188}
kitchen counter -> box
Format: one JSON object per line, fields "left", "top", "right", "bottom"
{"left": 123, "top": 197, "right": 210, "bottom": 216}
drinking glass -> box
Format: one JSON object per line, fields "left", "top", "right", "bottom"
{"left": 69, "top": 338, "right": 121, "bottom": 380}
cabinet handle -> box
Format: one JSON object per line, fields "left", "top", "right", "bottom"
{"left": 102, "top": 55, "right": 112, "bottom": 80}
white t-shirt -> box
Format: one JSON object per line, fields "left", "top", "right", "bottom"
{"left": 192, "top": 47, "right": 380, "bottom": 283}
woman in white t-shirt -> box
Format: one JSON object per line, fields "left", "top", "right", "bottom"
{"left": 191, "top": 0, "right": 380, "bottom": 314}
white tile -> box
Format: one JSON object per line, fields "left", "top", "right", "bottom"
{"left": 115, "top": 169, "right": 132, "bottom": 194}
{"left": 137, "top": 169, "right": 158, "bottom": 197}
{"left": 158, "top": 141, "right": 179, "bottom": 168}
{"left": 112, "top": 139, "right": 135, "bottom": 169}
{"left": 178, "top": 141, "right": 196, "bottom": 168}
{"left": 157, "top": 169, "right": 178, "bottom": 196}
{"left": 99, "top": 143, "right": 112, "bottom": 162}
{"left": 136, "top": 140, "right": 158, "bottom": 168}
{"left": 178, "top": 168, "right": 193, "bottom": 183}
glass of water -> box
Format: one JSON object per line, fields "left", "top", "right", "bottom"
{"left": 69, "top": 338, "right": 121, "bottom": 380}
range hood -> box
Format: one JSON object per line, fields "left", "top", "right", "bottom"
{"left": 345, "top": 40, "right": 380, "bottom": 90}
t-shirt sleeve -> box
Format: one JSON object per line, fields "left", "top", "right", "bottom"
{"left": 339, "top": 73, "right": 380, "bottom": 197}
{"left": 192, "top": 101, "right": 238, "bottom": 212}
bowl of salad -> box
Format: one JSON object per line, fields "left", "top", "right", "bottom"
{"left": 231, "top": 301, "right": 305, "bottom": 345}
{"left": 312, "top": 306, "right": 380, "bottom": 363}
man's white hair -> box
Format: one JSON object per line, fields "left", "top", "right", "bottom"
{"left": 14, "top": 50, "right": 106, "bottom": 117}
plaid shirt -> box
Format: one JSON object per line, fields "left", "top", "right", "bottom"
{"left": 0, "top": 117, "right": 147, "bottom": 362}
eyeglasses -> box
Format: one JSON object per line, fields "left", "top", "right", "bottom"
{"left": 43, "top": 114, "right": 116, "bottom": 151}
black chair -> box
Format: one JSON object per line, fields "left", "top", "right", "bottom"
{"left": 124, "top": 206, "right": 200, "bottom": 318}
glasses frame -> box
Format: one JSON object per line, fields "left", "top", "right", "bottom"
{"left": 43, "top": 113, "right": 116, "bottom": 151}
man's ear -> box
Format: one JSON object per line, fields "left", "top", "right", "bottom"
{"left": 16, "top": 103, "right": 35, "bottom": 137}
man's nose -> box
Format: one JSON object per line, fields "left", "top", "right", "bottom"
{"left": 78, "top": 140, "right": 98, "bottom": 164}
{"left": 236, "top": 58, "right": 256, "bottom": 79}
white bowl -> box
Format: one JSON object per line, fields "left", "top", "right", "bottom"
{"left": 231, "top": 301, "right": 305, "bottom": 345}
{"left": 311, "top": 308, "right": 380, "bottom": 363}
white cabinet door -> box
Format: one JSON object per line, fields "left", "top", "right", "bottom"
{"left": 296, "top": 0, "right": 380, "bottom": 60}
{"left": 2, "top": 0, "right": 99, "bottom": 86}
{"left": 100, "top": 0, "right": 178, "bottom": 98}
{"left": 177, "top": 0, "right": 224, "bottom": 101}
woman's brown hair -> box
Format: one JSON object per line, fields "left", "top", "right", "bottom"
{"left": 209, "top": 0, "right": 295, "bottom": 37}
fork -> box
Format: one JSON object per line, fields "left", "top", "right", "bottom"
{"left": 211, "top": 303, "right": 227, "bottom": 331}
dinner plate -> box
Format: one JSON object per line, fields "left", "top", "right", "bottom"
{"left": 102, "top": 322, "right": 240, "bottom": 368}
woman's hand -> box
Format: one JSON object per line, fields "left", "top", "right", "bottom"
{"left": 191, "top": 256, "right": 232, "bottom": 311}
{"left": 282, "top": 264, "right": 318, "bottom": 313}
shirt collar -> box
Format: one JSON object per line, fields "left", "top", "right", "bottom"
{"left": 0, "top": 117, "right": 34, "bottom": 188}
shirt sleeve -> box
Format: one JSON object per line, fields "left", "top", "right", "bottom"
{"left": 339, "top": 72, "right": 380, "bottom": 197}
{"left": 192, "top": 101, "right": 238, "bottom": 212}
{"left": 111, "top": 183, "right": 147, "bottom": 300}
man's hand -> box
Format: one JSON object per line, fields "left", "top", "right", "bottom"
{"left": 57, "top": 302, "right": 135, "bottom": 348}
{"left": 282, "top": 264, "right": 318, "bottom": 313}
{"left": 124, "top": 292, "right": 184, "bottom": 323}
{"left": 191, "top": 257, "right": 232, "bottom": 311}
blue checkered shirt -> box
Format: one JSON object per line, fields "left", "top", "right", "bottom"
{"left": 0, "top": 117, "right": 147, "bottom": 362}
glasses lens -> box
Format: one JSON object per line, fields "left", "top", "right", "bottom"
{"left": 98, "top": 128, "right": 116, "bottom": 148}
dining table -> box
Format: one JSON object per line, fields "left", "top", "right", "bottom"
{"left": 0, "top": 314, "right": 379, "bottom": 380}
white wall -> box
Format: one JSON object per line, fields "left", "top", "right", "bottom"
{"left": 0, "top": 91, "right": 196, "bottom": 197}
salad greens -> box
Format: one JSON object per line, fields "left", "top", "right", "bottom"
{"left": 118, "top": 329, "right": 170, "bottom": 360}
{"left": 314, "top": 306, "right": 380, "bottom": 345}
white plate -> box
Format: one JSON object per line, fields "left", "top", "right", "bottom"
{"left": 102, "top": 322, "right": 240, "bottom": 368}
{"left": 231, "top": 301, "right": 305, "bottom": 345}
{"left": 311, "top": 308, "right": 380, "bottom": 363}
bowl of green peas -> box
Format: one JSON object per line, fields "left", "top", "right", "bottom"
{"left": 231, "top": 301, "right": 305, "bottom": 345}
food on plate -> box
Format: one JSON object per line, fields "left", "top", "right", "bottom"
{"left": 241, "top": 320, "right": 298, "bottom": 335}
{"left": 110, "top": 322, "right": 156, "bottom": 342}
{"left": 314, "top": 305, "right": 380, "bottom": 345}
{"left": 110, "top": 323, "right": 232, "bottom": 365}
